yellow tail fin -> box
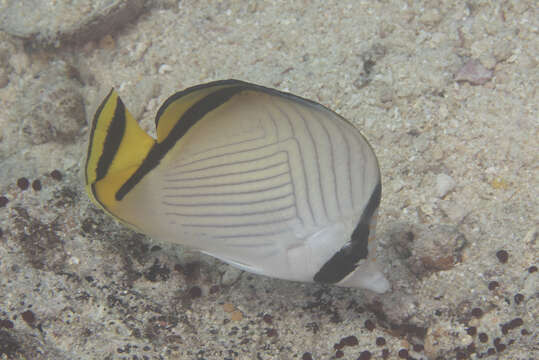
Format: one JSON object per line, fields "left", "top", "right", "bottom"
{"left": 85, "top": 89, "right": 155, "bottom": 217}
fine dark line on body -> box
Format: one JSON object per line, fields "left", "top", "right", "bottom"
{"left": 162, "top": 192, "right": 294, "bottom": 207}
{"left": 218, "top": 242, "right": 275, "bottom": 248}
{"left": 180, "top": 214, "right": 297, "bottom": 228}
{"left": 171, "top": 98, "right": 274, "bottom": 160}
{"left": 354, "top": 133, "right": 368, "bottom": 205}
{"left": 164, "top": 203, "right": 296, "bottom": 218}
{"left": 270, "top": 98, "right": 317, "bottom": 225}
{"left": 265, "top": 104, "right": 280, "bottom": 140}
{"left": 345, "top": 128, "right": 364, "bottom": 208}
{"left": 180, "top": 129, "right": 267, "bottom": 159}
{"left": 217, "top": 228, "right": 289, "bottom": 239}
{"left": 163, "top": 170, "right": 289, "bottom": 190}
{"left": 284, "top": 151, "right": 304, "bottom": 226}
{"left": 293, "top": 103, "right": 329, "bottom": 221}
{"left": 165, "top": 142, "right": 286, "bottom": 175}
{"left": 163, "top": 159, "right": 288, "bottom": 182}
{"left": 167, "top": 119, "right": 274, "bottom": 172}
{"left": 333, "top": 119, "right": 354, "bottom": 209}
{"left": 344, "top": 122, "right": 371, "bottom": 205}
{"left": 165, "top": 150, "right": 286, "bottom": 178}
{"left": 164, "top": 181, "right": 291, "bottom": 198}
{"left": 310, "top": 108, "right": 341, "bottom": 217}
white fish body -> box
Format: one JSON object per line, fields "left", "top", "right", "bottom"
{"left": 85, "top": 80, "right": 390, "bottom": 293}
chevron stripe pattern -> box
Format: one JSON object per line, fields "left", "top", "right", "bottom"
{"left": 157, "top": 90, "right": 379, "bottom": 253}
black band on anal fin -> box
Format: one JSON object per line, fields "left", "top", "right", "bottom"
{"left": 313, "top": 181, "right": 381, "bottom": 284}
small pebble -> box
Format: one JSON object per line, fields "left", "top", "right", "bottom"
{"left": 478, "top": 333, "right": 488, "bottom": 343}
{"left": 230, "top": 310, "right": 243, "bottom": 322}
{"left": 302, "top": 353, "right": 313, "bottom": 360}
{"left": 21, "top": 310, "right": 35, "bottom": 325}
{"left": 376, "top": 337, "right": 386, "bottom": 346}
{"left": 358, "top": 350, "right": 372, "bottom": 360}
{"left": 262, "top": 314, "right": 273, "bottom": 324}
{"left": 364, "top": 319, "right": 375, "bottom": 331}
{"left": 17, "top": 177, "right": 29, "bottom": 190}
{"left": 398, "top": 349, "right": 409, "bottom": 358}
{"left": 493, "top": 337, "right": 505, "bottom": 352}
{"left": 501, "top": 318, "right": 523, "bottom": 334}
{"left": 455, "top": 59, "right": 493, "bottom": 85}
{"left": 32, "top": 179, "right": 42, "bottom": 191}
{"left": 182, "top": 262, "right": 200, "bottom": 278}
{"left": 0, "top": 196, "right": 8, "bottom": 207}
{"left": 223, "top": 303, "right": 235, "bottom": 313}
{"left": 220, "top": 266, "right": 243, "bottom": 285}
{"left": 188, "top": 286, "right": 201, "bottom": 298}
{"left": 488, "top": 281, "right": 499, "bottom": 291}
{"left": 266, "top": 328, "right": 277, "bottom": 337}
{"left": 528, "top": 265, "right": 537, "bottom": 273}
{"left": 99, "top": 34, "right": 116, "bottom": 49}
{"left": 50, "top": 169, "right": 63, "bottom": 181}
{"left": 0, "top": 319, "right": 14, "bottom": 329}
{"left": 471, "top": 307, "right": 483, "bottom": 318}
{"left": 0, "top": 69, "right": 8, "bottom": 88}
{"left": 158, "top": 64, "right": 173, "bottom": 74}
{"left": 436, "top": 173, "right": 456, "bottom": 198}
{"left": 466, "top": 326, "right": 477, "bottom": 336}
{"left": 335, "top": 350, "right": 344, "bottom": 358}
{"left": 342, "top": 335, "right": 358, "bottom": 346}
{"left": 514, "top": 293, "right": 524, "bottom": 304}
{"left": 496, "top": 250, "right": 509, "bottom": 263}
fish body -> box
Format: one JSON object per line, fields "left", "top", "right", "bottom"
{"left": 86, "top": 80, "right": 389, "bottom": 293}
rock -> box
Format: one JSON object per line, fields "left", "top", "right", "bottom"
{"left": 419, "top": 9, "right": 442, "bottom": 26}
{"left": 18, "top": 62, "right": 86, "bottom": 144}
{"left": 424, "top": 321, "right": 471, "bottom": 359}
{"left": 0, "top": 68, "right": 8, "bottom": 88}
{"left": 390, "top": 224, "right": 467, "bottom": 277}
{"left": 220, "top": 266, "right": 243, "bottom": 286}
{"left": 0, "top": 328, "right": 70, "bottom": 360}
{"left": 0, "top": 0, "right": 147, "bottom": 47}
{"left": 455, "top": 59, "right": 493, "bottom": 85}
{"left": 436, "top": 173, "right": 456, "bottom": 198}
{"left": 412, "top": 225, "right": 467, "bottom": 276}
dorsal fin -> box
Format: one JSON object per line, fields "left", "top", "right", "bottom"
{"left": 154, "top": 80, "right": 246, "bottom": 142}
{"left": 85, "top": 89, "right": 155, "bottom": 218}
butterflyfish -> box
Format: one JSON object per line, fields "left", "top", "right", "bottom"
{"left": 85, "top": 79, "right": 390, "bottom": 293}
